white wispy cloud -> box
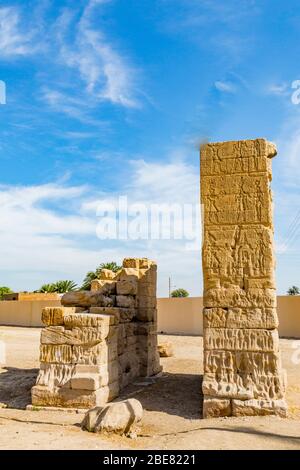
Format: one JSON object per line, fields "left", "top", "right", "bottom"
{"left": 0, "top": 6, "right": 34, "bottom": 57}
{"left": 214, "top": 80, "right": 236, "bottom": 93}
{"left": 0, "top": 2, "right": 139, "bottom": 109}
{"left": 40, "top": 87, "right": 110, "bottom": 127}
{"left": 40, "top": 88, "right": 90, "bottom": 121}
{"left": 57, "top": 0, "right": 138, "bottom": 108}
{"left": 0, "top": 182, "right": 93, "bottom": 235}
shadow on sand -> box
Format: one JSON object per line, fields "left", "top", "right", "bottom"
{"left": 120, "top": 372, "right": 203, "bottom": 420}
{"left": 0, "top": 367, "right": 38, "bottom": 409}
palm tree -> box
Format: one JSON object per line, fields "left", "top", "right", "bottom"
{"left": 54, "top": 280, "right": 78, "bottom": 293}
{"left": 95, "top": 262, "right": 121, "bottom": 276}
{"left": 38, "top": 280, "right": 77, "bottom": 293}
{"left": 38, "top": 283, "right": 57, "bottom": 293}
{"left": 81, "top": 262, "right": 121, "bottom": 290}
{"left": 81, "top": 271, "right": 99, "bottom": 290}
{"left": 287, "top": 286, "right": 300, "bottom": 295}
{"left": 171, "top": 288, "right": 189, "bottom": 298}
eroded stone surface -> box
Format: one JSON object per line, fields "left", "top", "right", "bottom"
{"left": 82, "top": 398, "right": 143, "bottom": 435}
{"left": 32, "top": 258, "right": 161, "bottom": 408}
{"left": 201, "top": 139, "right": 287, "bottom": 418}
{"left": 158, "top": 342, "right": 174, "bottom": 357}
{"left": 41, "top": 307, "right": 76, "bottom": 326}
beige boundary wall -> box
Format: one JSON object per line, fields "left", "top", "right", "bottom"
{"left": 157, "top": 296, "right": 300, "bottom": 338}
{"left": 0, "top": 300, "right": 61, "bottom": 327}
{"left": 0, "top": 296, "right": 299, "bottom": 337}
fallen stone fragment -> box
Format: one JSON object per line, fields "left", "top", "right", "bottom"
{"left": 81, "top": 398, "right": 143, "bottom": 435}
{"left": 61, "top": 291, "right": 113, "bottom": 308}
{"left": 158, "top": 342, "right": 174, "bottom": 357}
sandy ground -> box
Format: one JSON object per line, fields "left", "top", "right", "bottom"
{"left": 0, "top": 326, "right": 299, "bottom": 450}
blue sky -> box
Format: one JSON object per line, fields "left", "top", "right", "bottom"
{"left": 0, "top": 0, "right": 300, "bottom": 296}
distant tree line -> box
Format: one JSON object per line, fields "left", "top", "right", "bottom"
{"left": 1, "top": 276, "right": 299, "bottom": 297}
{"left": 0, "top": 262, "right": 122, "bottom": 296}
{"left": 287, "top": 286, "right": 300, "bottom": 295}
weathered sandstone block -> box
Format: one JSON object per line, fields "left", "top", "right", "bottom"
{"left": 202, "top": 373, "right": 285, "bottom": 400}
{"left": 116, "top": 295, "right": 136, "bottom": 309}
{"left": 117, "top": 267, "right": 140, "bottom": 281}
{"left": 232, "top": 398, "right": 287, "bottom": 417}
{"left": 41, "top": 325, "right": 117, "bottom": 345}
{"left": 63, "top": 313, "right": 116, "bottom": 328}
{"left": 204, "top": 350, "right": 283, "bottom": 376}
{"left": 42, "top": 307, "right": 75, "bottom": 326}
{"left": 137, "top": 334, "right": 158, "bottom": 351}
{"left": 119, "top": 348, "right": 139, "bottom": 374}
{"left": 118, "top": 308, "right": 136, "bottom": 323}
{"left": 31, "top": 382, "right": 119, "bottom": 408}
{"left": 61, "top": 291, "right": 113, "bottom": 308}
{"left": 203, "top": 287, "right": 276, "bottom": 309}
{"left": 158, "top": 342, "right": 174, "bottom": 357}
{"left": 138, "top": 295, "right": 156, "bottom": 309}
{"left": 35, "top": 362, "right": 118, "bottom": 393}
{"left": 70, "top": 374, "right": 102, "bottom": 391}
{"left": 204, "top": 328, "right": 279, "bottom": 352}
{"left": 36, "top": 363, "right": 75, "bottom": 388}
{"left": 136, "top": 322, "right": 157, "bottom": 335}
{"left": 136, "top": 307, "right": 157, "bottom": 322}
{"left": 99, "top": 269, "right": 116, "bottom": 280}
{"left": 203, "top": 397, "right": 231, "bottom": 418}
{"left": 90, "top": 279, "right": 116, "bottom": 294}
{"left": 74, "top": 362, "right": 119, "bottom": 386}
{"left": 203, "top": 307, "right": 278, "bottom": 329}
{"left": 72, "top": 340, "right": 118, "bottom": 365}
{"left": 116, "top": 279, "right": 138, "bottom": 296}
{"left": 40, "top": 344, "right": 73, "bottom": 364}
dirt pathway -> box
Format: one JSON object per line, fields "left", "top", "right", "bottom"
{"left": 0, "top": 327, "right": 299, "bottom": 450}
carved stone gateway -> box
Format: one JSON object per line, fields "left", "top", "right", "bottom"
{"left": 200, "top": 139, "right": 287, "bottom": 418}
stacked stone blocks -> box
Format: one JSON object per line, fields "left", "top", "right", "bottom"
{"left": 31, "top": 258, "right": 161, "bottom": 408}
{"left": 200, "top": 139, "right": 287, "bottom": 418}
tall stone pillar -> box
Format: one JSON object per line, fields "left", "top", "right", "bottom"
{"left": 200, "top": 139, "right": 287, "bottom": 418}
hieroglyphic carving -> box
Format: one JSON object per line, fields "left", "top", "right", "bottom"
{"left": 201, "top": 139, "right": 287, "bottom": 418}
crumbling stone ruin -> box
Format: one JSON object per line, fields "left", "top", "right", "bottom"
{"left": 31, "top": 258, "right": 161, "bottom": 408}
{"left": 200, "top": 139, "right": 287, "bottom": 418}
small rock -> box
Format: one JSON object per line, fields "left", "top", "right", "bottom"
{"left": 158, "top": 342, "right": 174, "bottom": 357}
{"left": 81, "top": 398, "right": 143, "bottom": 436}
